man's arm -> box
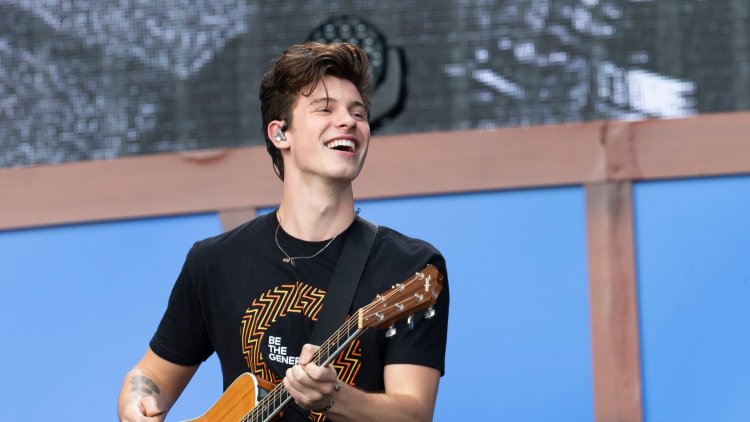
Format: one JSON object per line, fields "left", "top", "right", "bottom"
{"left": 284, "top": 344, "right": 441, "bottom": 422}
{"left": 118, "top": 347, "right": 199, "bottom": 422}
{"left": 331, "top": 364, "right": 440, "bottom": 422}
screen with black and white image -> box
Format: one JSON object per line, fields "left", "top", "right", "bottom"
{"left": 1, "top": 0, "right": 747, "bottom": 168}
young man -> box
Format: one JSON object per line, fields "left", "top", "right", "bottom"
{"left": 118, "top": 42, "right": 449, "bottom": 422}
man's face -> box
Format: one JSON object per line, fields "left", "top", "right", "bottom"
{"left": 282, "top": 76, "right": 370, "bottom": 184}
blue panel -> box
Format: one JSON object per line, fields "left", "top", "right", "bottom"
{"left": 356, "top": 187, "right": 592, "bottom": 421}
{"left": 5, "top": 188, "right": 588, "bottom": 421}
{"left": 0, "top": 215, "right": 223, "bottom": 421}
{"left": 634, "top": 175, "right": 750, "bottom": 422}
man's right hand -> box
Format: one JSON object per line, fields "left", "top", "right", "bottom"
{"left": 120, "top": 396, "right": 166, "bottom": 422}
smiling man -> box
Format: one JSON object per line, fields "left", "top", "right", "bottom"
{"left": 118, "top": 42, "right": 450, "bottom": 422}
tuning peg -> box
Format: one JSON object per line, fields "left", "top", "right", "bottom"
{"left": 407, "top": 315, "right": 414, "bottom": 330}
{"left": 385, "top": 324, "right": 397, "bottom": 338}
{"left": 424, "top": 306, "right": 436, "bottom": 320}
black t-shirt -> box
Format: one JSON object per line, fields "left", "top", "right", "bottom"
{"left": 150, "top": 212, "right": 449, "bottom": 421}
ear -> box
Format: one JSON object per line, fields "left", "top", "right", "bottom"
{"left": 267, "top": 120, "right": 290, "bottom": 149}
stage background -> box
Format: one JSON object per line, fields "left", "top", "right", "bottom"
{"left": 1, "top": 1, "right": 749, "bottom": 421}
{"left": 2, "top": 175, "right": 749, "bottom": 421}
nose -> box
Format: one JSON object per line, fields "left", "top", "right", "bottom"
{"left": 336, "top": 110, "right": 357, "bottom": 129}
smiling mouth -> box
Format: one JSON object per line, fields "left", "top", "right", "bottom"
{"left": 325, "top": 139, "right": 357, "bottom": 153}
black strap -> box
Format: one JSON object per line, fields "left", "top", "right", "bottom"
{"left": 309, "top": 216, "right": 378, "bottom": 345}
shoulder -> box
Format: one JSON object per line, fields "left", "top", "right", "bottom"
{"left": 374, "top": 224, "right": 441, "bottom": 256}
{"left": 187, "top": 212, "right": 275, "bottom": 264}
{"left": 369, "top": 223, "right": 447, "bottom": 278}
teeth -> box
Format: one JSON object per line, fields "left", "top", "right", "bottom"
{"left": 326, "top": 139, "right": 356, "bottom": 151}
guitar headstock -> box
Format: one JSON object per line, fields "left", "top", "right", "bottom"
{"left": 360, "top": 264, "right": 443, "bottom": 330}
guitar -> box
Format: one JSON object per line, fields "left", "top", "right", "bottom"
{"left": 183, "top": 264, "right": 443, "bottom": 422}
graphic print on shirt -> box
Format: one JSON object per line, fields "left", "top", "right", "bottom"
{"left": 241, "top": 281, "right": 362, "bottom": 387}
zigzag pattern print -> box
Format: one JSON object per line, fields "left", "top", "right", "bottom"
{"left": 240, "top": 281, "right": 327, "bottom": 382}
{"left": 241, "top": 281, "right": 366, "bottom": 421}
{"left": 332, "top": 339, "right": 363, "bottom": 387}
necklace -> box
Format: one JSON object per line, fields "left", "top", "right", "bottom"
{"left": 274, "top": 223, "right": 339, "bottom": 266}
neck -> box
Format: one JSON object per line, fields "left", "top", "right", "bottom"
{"left": 277, "top": 178, "right": 355, "bottom": 241}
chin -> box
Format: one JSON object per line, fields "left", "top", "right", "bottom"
{"left": 328, "top": 169, "right": 361, "bottom": 183}
{"left": 329, "top": 163, "right": 365, "bottom": 181}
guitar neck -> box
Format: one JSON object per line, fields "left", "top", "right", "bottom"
{"left": 242, "top": 312, "right": 363, "bottom": 422}
{"left": 314, "top": 312, "right": 363, "bottom": 366}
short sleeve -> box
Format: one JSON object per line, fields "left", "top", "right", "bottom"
{"left": 383, "top": 254, "right": 450, "bottom": 375}
{"left": 149, "top": 244, "right": 214, "bottom": 365}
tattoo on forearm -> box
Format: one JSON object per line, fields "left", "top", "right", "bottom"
{"left": 130, "top": 375, "right": 161, "bottom": 395}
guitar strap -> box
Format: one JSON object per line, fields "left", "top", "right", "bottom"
{"left": 279, "top": 217, "right": 378, "bottom": 420}
{"left": 308, "top": 215, "right": 378, "bottom": 346}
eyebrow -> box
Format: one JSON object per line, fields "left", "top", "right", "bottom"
{"left": 308, "top": 97, "right": 367, "bottom": 110}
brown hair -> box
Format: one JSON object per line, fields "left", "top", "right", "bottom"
{"left": 259, "top": 42, "right": 372, "bottom": 180}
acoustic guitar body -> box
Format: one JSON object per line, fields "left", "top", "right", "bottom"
{"left": 182, "top": 373, "right": 259, "bottom": 422}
